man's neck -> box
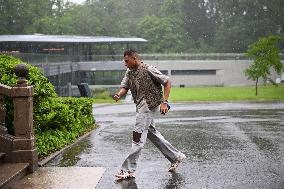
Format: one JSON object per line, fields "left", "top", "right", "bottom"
{"left": 133, "top": 61, "right": 142, "bottom": 70}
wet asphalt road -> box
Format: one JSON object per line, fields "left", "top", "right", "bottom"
{"left": 46, "top": 102, "right": 284, "bottom": 189}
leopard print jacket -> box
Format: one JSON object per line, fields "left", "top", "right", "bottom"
{"left": 127, "top": 63, "right": 163, "bottom": 110}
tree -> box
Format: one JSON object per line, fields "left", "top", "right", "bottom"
{"left": 213, "top": 0, "right": 284, "bottom": 53}
{"left": 88, "top": 0, "right": 129, "bottom": 36}
{"left": 0, "top": 0, "right": 63, "bottom": 34}
{"left": 182, "top": 0, "right": 216, "bottom": 49}
{"left": 245, "top": 35, "right": 283, "bottom": 96}
{"left": 137, "top": 16, "right": 190, "bottom": 53}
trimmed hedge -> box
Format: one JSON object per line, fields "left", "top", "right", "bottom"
{"left": 35, "top": 97, "right": 95, "bottom": 157}
{"left": 0, "top": 55, "right": 95, "bottom": 158}
{"left": 0, "top": 55, "right": 56, "bottom": 133}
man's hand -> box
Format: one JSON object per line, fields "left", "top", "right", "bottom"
{"left": 113, "top": 88, "right": 128, "bottom": 102}
{"left": 161, "top": 80, "right": 171, "bottom": 115}
{"left": 113, "top": 94, "right": 120, "bottom": 102}
{"left": 160, "top": 102, "right": 170, "bottom": 115}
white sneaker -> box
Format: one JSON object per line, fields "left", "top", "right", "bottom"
{"left": 168, "top": 153, "right": 186, "bottom": 172}
{"left": 115, "top": 170, "right": 135, "bottom": 180}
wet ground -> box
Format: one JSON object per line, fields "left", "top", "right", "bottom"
{"left": 46, "top": 102, "right": 284, "bottom": 189}
{"left": 11, "top": 167, "right": 105, "bottom": 189}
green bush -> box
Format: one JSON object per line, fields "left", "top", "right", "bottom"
{"left": 0, "top": 55, "right": 95, "bottom": 158}
{"left": 34, "top": 97, "right": 94, "bottom": 132}
{"left": 0, "top": 55, "right": 57, "bottom": 101}
{"left": 35, "top": 97, "right": 95, "bottom": 157}
{"left": 0, "top": 55, "right": 57, "bottom": 133}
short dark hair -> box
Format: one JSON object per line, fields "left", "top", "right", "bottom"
{"left": 124, "top": 49, "right": 138, "bottom": 57}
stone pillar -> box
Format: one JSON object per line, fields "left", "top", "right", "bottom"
{"left": 0, "top": 95, "right": 7, "bottom": 135}
{"left": 11, "top": 64, "right": 38, "bottom": 173}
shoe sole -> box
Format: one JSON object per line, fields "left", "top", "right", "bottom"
{"left": 115, "top": 174, "right": 135, "bottom": 181}
{"left": 168, "top": 155, "right": 186, "bottom": 172}
{"left": 168, "top": 165, "right": 178, "bottom": 172}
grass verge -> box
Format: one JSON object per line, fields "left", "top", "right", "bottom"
{"left": 169, "top": 85, "right": 284, "bottom": 102}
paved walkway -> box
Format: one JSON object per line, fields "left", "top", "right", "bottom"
{"left": 10, "top": 167, "right": 105, "bottom": 189}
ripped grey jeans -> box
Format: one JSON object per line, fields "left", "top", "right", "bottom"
{"left": 121, "top": 99, "right": 182, "bottom": 173}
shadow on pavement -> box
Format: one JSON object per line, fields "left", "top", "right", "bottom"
{"left": 117, "top": 178, "right": 138, "bottom": 189}
{"left": 164, "top": 172, "right": 184, "bottom": 189}
{"left": 117, "top": 172, "right": 184, "bottom": 189}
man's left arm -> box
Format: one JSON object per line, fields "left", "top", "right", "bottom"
{"left": 147, "top": 65, "right": 171, "bottom": 115}
{"left": 113, "top": 70, "right": 129, "bottom": 102}
{"left": 160, "top": 79, "right": 171, "bottom": 115}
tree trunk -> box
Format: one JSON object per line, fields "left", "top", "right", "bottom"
{"left": 255, "top": 77, "right": 258, "bottom": 96}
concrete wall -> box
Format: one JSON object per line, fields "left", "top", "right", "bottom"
{"left": 151, "top": 60, "right": 254, "bottom": 86}
{"left": 34, "top": 59, "right": 284, "bottom": 87}
{"left": 77, "top": 60, "right": 284, "bottom": 87}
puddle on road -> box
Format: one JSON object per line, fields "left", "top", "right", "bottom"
{"left": 45, "top": 139, "right": 92, "bottom": 167}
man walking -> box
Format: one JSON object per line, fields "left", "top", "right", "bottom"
{"left": 113, "top": 49, "right": 186, "bottom": 180}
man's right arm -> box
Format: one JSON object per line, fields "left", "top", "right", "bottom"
{"left": 113, "top": 70, "right": 129, "bottom": 102}
{"left": 113, "top": 87, "right": 128, "bottom": 102}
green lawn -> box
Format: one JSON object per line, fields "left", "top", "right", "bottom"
{"left": 169, "top": 85, "right": 284, "bottom": 102}
{"left": 91, "top": 98, "right": 114, "bottom": 103}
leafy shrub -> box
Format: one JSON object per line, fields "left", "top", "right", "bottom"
{"left": 0, "top": 55, "right": 57, "bottom": 133}
{"left": 35, "top": 97, "right": 95, "bottom": 157}
{"left": 0, "top": 55, "right": 95, "bottom": 158}
{"left": 34, "top": 97, "right": 94, "bottom": 132}
{"left": 0, "top": 55, "right": 57, "bottom": 101}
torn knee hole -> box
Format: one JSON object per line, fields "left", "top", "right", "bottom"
{"left": 133, "top": 131, "right": 142, "bottom": 143}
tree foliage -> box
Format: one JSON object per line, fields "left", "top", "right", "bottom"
{"left": 1, "top": 0, "right": 284, "bottom": 53}
{"left": 137, "top": 16, "right": 189, "bottom": 53}
{"left": 245, "top": 35, "right": 283, "bottom": 95}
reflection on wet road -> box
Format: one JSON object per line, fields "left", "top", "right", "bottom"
{"left": 46, "top": 102, "right": 284, "bottom": 189}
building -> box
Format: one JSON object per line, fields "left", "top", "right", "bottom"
{"left": 1, "top": 35, "right": 283, "bottom": 96}
{"left": 0, "top": 34, "right": 147, "bottom": 62}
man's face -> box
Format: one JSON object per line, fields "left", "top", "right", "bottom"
{"left": 124, "top": 55, "right": 137, "bottom": 70}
